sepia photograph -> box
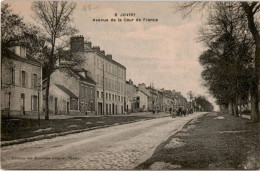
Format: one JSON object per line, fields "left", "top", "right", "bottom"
{"left": 1, "top": 0, "right": 260, "bottom": 170}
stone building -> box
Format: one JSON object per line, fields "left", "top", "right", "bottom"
{"left": 43, "top": 68, "right": 95, "bottom": 115}
{"left": 138, "top": 83, "right": 151, "bottom": 110}
{"left": 1, "top": 46, "right": 42, "bottom": 117}
{"left": 70, "top": 35, "right": 126, "bottom": 115}
{"left": 125, "top": 79, "right": 138, "bottom": 113}
{"left": 136, "top": 90, "right": 149, "bottom": 112}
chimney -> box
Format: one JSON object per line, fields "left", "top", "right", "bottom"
{"left": 93, "top": 46, "right": 100, "bottom": 52}
{"left": 70, "top": 35, "right": 84, "bottom": 52}
{"left": 106, "top": 54, "right": 112, "bottom": 60}
{"left": 100, "top": 50, "right": 105, "bottom": 55}
{"left": 85, "top": 41, "right": 92, "bottom": 48}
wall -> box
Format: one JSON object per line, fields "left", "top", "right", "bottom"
{"left": 1, "top": 59, "right": 42, "bottom": 117}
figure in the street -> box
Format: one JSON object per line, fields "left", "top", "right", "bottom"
{"left": 169, "top": 107, "right": 172, "bottom": 114}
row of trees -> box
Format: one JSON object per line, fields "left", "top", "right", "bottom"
{"left": 1, "top": 2, "right": 84, "bottom": 120}
{"left": 177, "top": 2, "right": 260, "bottom": 122}
{"left": 194, "top": 95, "right": 214, "bottom": 112}
{"left": 187, "top": 91, "right": 214, "bottom": 112}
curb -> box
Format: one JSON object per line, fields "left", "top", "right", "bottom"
{"left": 1, "top": 114, "right": 171, "bottom": 147}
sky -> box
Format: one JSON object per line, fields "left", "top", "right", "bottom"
{"left": 5, "top": 1, "right": 218, "bottom": 110}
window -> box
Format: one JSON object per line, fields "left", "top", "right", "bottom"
{"left": 11, "top": 67, "right": 15, "bottom": 85}
{"left": 21, "top": 70, "right": 26, "bottom": 87}
{"left": 70, "top": 98, "right": 78, "bottom": 110}
{"left": 118, "top": 96, "right": 120, "bottom": 101}
{"left": 112, "top": 94, "right": 114, "bottom": 101}
{"left": 106, "top": 93, "right": 108, "bottom": 99}
{"left": 32, "top": 74, "right": 37, "bottom": 89}
{"left": 115, "top": 95, "right": 117, "bottom": 101}
{"left": 101, "top": 92, "right": 104, "bottom": 98}
{"left": 20, "top": 47, "right": 26, "bottom": 58}
{"left": 121, "top": 96, "right": 123, "bottom": 102}
{"left": 97, "top": 91, "right": 99, "bottom": 98}
{"left": 97, "top": 74, "right": 99, "bottom": 85}
{"left": 85, "top": 86, "right": 88, "bottom": 97}
{"left": 109, "top": 94, "right": 111, "bottom": 100}
{"left": 31, "top": 95, "right": 38, "bottom": 111}
{"left": 90, "top": 87, "right": 93, "bottom": 96}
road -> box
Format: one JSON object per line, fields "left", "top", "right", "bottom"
{"left": 1, "top": 112, "right": 207, "bottom": 170}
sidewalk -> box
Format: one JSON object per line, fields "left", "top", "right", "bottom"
{"left": 1, "top": 112, "right": 170, "bottom": 147}
{"left": 136, "top": 112, "right": 260, "bottom": 170}
{"left": 13, "top": 111, "right": 168, "bottom": 120}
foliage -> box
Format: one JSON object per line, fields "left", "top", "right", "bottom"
{"left": 31, "top": 1, "right": 83, "bottom": 120}
{"left": 198, "top": 3, "right": 255, "bottom": 107}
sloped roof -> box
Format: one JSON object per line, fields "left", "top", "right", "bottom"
{"left": 5, "top": 49, "right": 42, "bottom": 67}
{"left": 55, "top": 84, "right": 78, "bottom": 98}
{"left": 69, "top": 68, "right": 96, "bottom": 85}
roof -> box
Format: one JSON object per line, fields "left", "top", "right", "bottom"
{"left": 55, "top": 84, "right": 78, "bottom": 98}
{"left": 69, "top": 68, "right": 96, "bottom": 85}
{"left": 5, "top": 49, "right": 43, "bottom": 67}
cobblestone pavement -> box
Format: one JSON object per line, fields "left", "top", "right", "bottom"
{"left": 1, "top": 112, "right": 207, "bottom": 170}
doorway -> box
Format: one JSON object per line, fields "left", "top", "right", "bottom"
{"left": 67, "top": 102, "right": 69, "bottom": 115}
{"left": 21, "top": 93, "right": 25, "bottom": 115}
{"left": 54, "top": 98, "right": 58, "bottom": 115}
{"left": 98, "top": 102, "right": 102, "bottom": 115}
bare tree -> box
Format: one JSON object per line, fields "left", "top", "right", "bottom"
{"left": 177, "top": 2, "right": 260, "bottom": 122}
{"left": 31, "top": 2, "right": 81, "bottom": 120}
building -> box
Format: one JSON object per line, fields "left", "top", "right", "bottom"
{"left": 138, "top": 83, "right": 151, "bottom": 110}
{"left": 70, "top": 35, "right": 126, "bottom": 115}
{"left": 1, "top": 46, "right": 42, "bottom": 117}
{"left": 125, "top": 79, "right": 138, "bottom": 113}
{"left": 43, "top": 68, "right": 95, "bottom": 115}
{"left": 136, "top": 90, "right": 149, "bottom": 111}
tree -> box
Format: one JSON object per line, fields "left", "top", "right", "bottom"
{"left": 177, "top": 2, "right": 260, "bottom": 122}
{"left": 31, "top": 2, "right": 83, "bottom": 120}
{"left": 199, "top": 3, "right": 255, "bottom": 117}
{"left": 1, "top": 3, "right": 25, "bottom": 68}
{"left": 194, "top": 95, "right": 214, "bottom": 112}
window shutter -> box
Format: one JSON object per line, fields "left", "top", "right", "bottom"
{"left": 31, "top": 95, "right": 33, "bottom": 110}
{"left": 25, "top": 71, "right": 28, "bottom": 87}
{"left": 31, "top": 73, "right": 34, "bottom": 88}
{"left": 19, "top": 70, "right": 22, "bottom": 85}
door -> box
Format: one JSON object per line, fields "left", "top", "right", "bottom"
{"left": 67, "top": 102, "right": 69, "bottom": 115}
{"left": 98, "top": 102, "right": 102, "bottom": 115}
{"left": 21, "top": 93, "right": 25, "bottom": 115}
{"left": 54, "top": 98, "right": 58, "bottom": 115}
{"left": 121, "top": 106, "right": 123, "bottom": 114}
{"left": 112, "top": 103, "right": 114, "bottom": 115}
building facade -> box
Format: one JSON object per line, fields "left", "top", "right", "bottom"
{"left": 1, "top": 46, "right": 42, "bottom": 117}
{"left": 126, "top": 79, "right": 138, "bottom": 113}
{"left": 43, "top": 68, "right": 95, "bottom": 115}
{"left": 136, "top": 90, "right": 149, "bottom": 111}
{"left": 70, "top": 35, "right": 126, "bottom": 115}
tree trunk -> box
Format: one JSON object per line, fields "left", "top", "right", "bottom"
{"left": 241, "top": 2, "right": 260, "bottom": 122}
{"left": 233, "top": 100, "right": 239, "bottom": 117}
{"left": 229, "top": 101, "right": 234, "bottom": 115}
{"left": 251, "top": 87, "right": 259, "bottom": 122}
{"left": 45, "top": 75, "right": 50, "bottom": 120}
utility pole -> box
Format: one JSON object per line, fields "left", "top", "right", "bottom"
{"left": 103, "top": 63, "right": 105, "bottom": 115}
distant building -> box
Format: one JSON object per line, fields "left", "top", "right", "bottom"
{"left": 138, "top": 83, "right": 151, "bottom": 110}
{"left": 126, "top": 79, "right": 138, "bottom": 113}
{"left": 1, "top": 46, "right": 43, "bottom": 117}
{"left": 70, "top": 35, "right": 126, "bottom": 115}
{"left": 136, "top": 90, "right": 149, "bottom": 111}
{"left": 43, "top": 68, "right": 95, "bottom": 115}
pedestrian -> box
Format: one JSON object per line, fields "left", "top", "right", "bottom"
{"left": 169, "top": 107, "right": 172, "bottom": 114}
